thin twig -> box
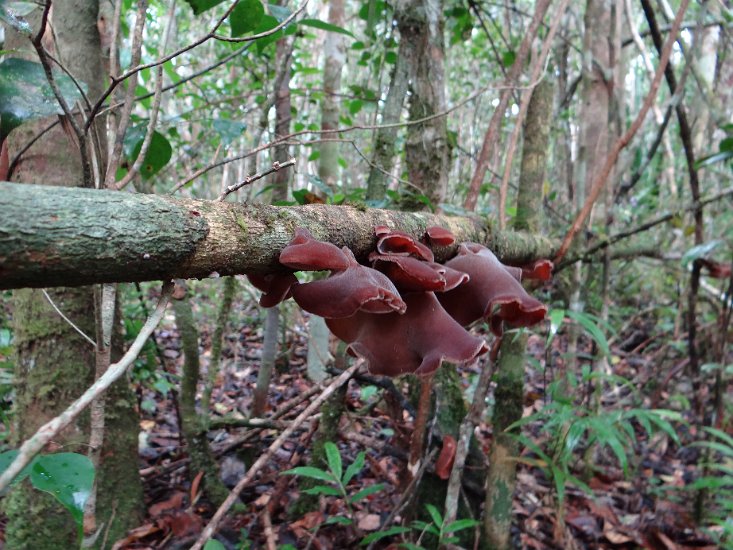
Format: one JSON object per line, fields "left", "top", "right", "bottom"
{"left": 41, "top": 289, "right": 96, "bottom": 347}
{"left": 85, "top": 1, "right": 309, "bottom": 132}
{"left": 191, "top": 360, "right": 361, "bottom": 550}
{"left": 0, "top": 282, "right": 173, "bottom": 492}
{"left": 216, "top": 158, "right": 296, "bottom": 201}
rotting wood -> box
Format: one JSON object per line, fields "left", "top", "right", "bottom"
{"left": 0, "top": 181, "right": 556, "bottom": 290}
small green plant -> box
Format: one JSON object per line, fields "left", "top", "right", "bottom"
{"left": 509, "top": 373, "right": 682, "bottom": 504}
{"left": 687, "top": 427, "right": 733, "bottom": 547}
{"left": 361, "top": 504, "right": 479, "bottom": 548}
{"left": 283, "top": 441, "right": 384, "bottom": 526}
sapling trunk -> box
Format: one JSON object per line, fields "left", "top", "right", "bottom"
{"left": 173, "top": 294, "right": 229, "bottom": 505}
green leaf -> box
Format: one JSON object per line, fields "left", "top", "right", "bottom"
{"left": 443, "top": 518, "right": 480, "bottom": 533}
{"left": 30, "top": 453, "right": 94, "bottom": 528}
{"left": 184, "top": 0, "right": 226, "bottom": 15}
{"left": 0, "top": 450, "right": 35, "bottom": 486}
{"left": 349, "top": 99, "right": 363, "bottom": 115}
{"left": 0, "top": 58, "right": 86, "bottom": 140}
{"left": 348, "top": 483, "right": 384, "bottom": 503}
{"left": 0, "top": 0, "right": 34, "bottom": 35}
{"left": 253, "top": 14, "right": 283, "bottom": 53}
{"left": 325, "top": 515, "right": 353, "bottom": 526}
{"left": 546, "top": 308, "right": 565, "bottom": 347}
{"left": 342, "top": 451, "right": 364, "bottom": 486}
{"left": 502, "top": 50, "right": 516, "bottom": 67}
{"left": 694, "top": 150, "right": 733, "bottom": 169}
{"left": 681, "top": 240, "right": 724, "bottom": 267}
{"left": 302, "top": 485, "right": 342, "bottom": 497}
{"left": 360, "top": 526, "right": 410, "bottom": 545}
{"left": 281, "top": 466, "right": 336, "bottom": 483}
{"left": 203, "top": 540, "right": 227, "bottom": 550}
{"left": 324, "top": 442, "right": 342, "bottom": 480}
{"left": 299, "top": 18, "right": 354, "bottom": 37}
{"left": 125, "top": 129, "right": 173, "bottom": 179}
{"left": 425, "top": 503, "right": 443, "bottom": 527}
{"left": 268, "top": 3, "right": 291, "bottom": 22}
{"left": 565, "top": 310, "right": 610, "bottom": 358}
{"left": 385, "top": 51, "right": 397, "bottom": 64}
{"left": 213, "top": 119, "right": 247, "bottom": 146}
{"left": 230, "top": 0, "right": 265, "bottom": 37}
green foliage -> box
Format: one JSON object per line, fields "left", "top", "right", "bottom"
{"left": 283, "top": 442, "right": 384, "bottom": 526}
{"left": 0, "top": 58, "right": 86, "bottom": 140}
{"left": 0, "top": 451, "right": 95, "bottom": 537}
{"left": 230, "top": 0, "right": 265, "bottom": 38}
{"left": 685, "top": 427, "right": 733, "bottom": 546}
{"left": 509, "top": 375, "right": 682, "bottom": 504}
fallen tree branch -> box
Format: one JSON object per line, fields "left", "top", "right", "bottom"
{"left": 0, "top": 181, "right": 555, "bottom": 290}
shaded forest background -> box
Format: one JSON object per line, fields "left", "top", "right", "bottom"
{"left": 0, "top": 0, "right": 732, "bottom": 548}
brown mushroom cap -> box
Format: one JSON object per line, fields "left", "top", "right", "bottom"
{"left": 246, "top": 272, "right": 298, "bottom": 308}
{"left": 438, "top": 243, "right": 548, "bottom": 335}
{"left": 374, "top": 226, "right": 434, "bottom": 261}
{"left": 424, "top": 226, "right": 456, "bottom": 247}
{"left": 291, "top": 247, "right": 406, "bottom": 318}
{"left": 326, "top": 292, "right": 488, "bottom": 377}
{"left": 279, "top": 227, "right": 350, "bottom": 271}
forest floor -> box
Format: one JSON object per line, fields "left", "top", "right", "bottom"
{"left": 115, "top": 284, "right": 728, "bottom": 550}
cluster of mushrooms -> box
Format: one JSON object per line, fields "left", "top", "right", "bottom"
{"left": 248, "top": 226, "right": 551, "bottom": 377}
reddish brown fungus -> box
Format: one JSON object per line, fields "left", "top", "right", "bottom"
{"left": 290, "top": 247, "right": 406, "bottom": 318}
{"left": 279, "top": 227, "right": 350, "bottom": 271}
{"left": 246, "top": 272, "right": 298, "bottom": 308}
{"left": 435, "top": 435, "right": 457, "bottom": 480}
{"left": 424, "top": 226, "right": 456, "bottom": 247}
{"left": 369, "top": 252, "right": 446, "bottom": 292}
{"left": 326, "top": 292, "right": 488, "bottom": 377}
{"left": 374, "top": 226, "right": 434, "bottom": 262}
{"left": 438, "top": 243, "right": 548, "bottom": 335}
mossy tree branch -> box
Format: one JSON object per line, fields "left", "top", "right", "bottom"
{"left": 0, "top": 181, "right": 555, "bottom": 290}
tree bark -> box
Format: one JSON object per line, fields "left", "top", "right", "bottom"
{"left": 0, "top": 181, "right": 555, "bottom": 290}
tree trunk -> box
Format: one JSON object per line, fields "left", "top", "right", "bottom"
{"left": 484, "top": 79, "right": 553, "bottom": 550}
{"left": 3, "top": 2, "right": 142, "bottom": 546}
{"left": 397, "top": 0, "right": 450, "bottom": 210}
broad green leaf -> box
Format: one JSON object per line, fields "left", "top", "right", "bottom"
{"left": 123, "top": 128, "right": 172, "bottom": 180}
{"left": 385, "top": 51, "right": 397, "bottom": 64}
{"left": 30, "top": 453, "right": 94, "bottom": 527}
{"left": 203, "top": 540, "right": 226, "bottom": 550}
{"left": 230, "top": 0, "right": 265, "bottom": 37}
{"left": 360, "top": 526, "right": 410, "bottom": 545}
{"left": 681, "top": 240, "right": 723, "bottom": 267}
{"left": 184, "top": 0, "right": 226, "bottom": 15}
{"left": 281, "top": 466, "right": 336, "bottom": 483}
{"left": 348, "top": 483, "right": 384, "bottom": 503}
{"left": 253, "top": 15, "right": 283, "bottom": 53}
{"left": 299, "top": 18, "right": 354, "bottom": 37}
{"left": 213, "top": 119, "right": 247, "bottom": 146}
{"left": 0, "top": 450, "right": 34, "bottom": 486}
{"left": 342, "top": 451, "right": 364, "bottom": 486}
{"left": 0, "top": 0, "right": 34, "bottom": 34}
{"left": 547, "top": 308, "right": 565, "bottom": 347}
{"left": 695, "top": 150, "right": 733, "bottom": 169}
{"left": 324, "top": 442, "right": 342, "bottom": 480}
{"left": 0, "top": 58, "right": 86, "bottom": 140}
